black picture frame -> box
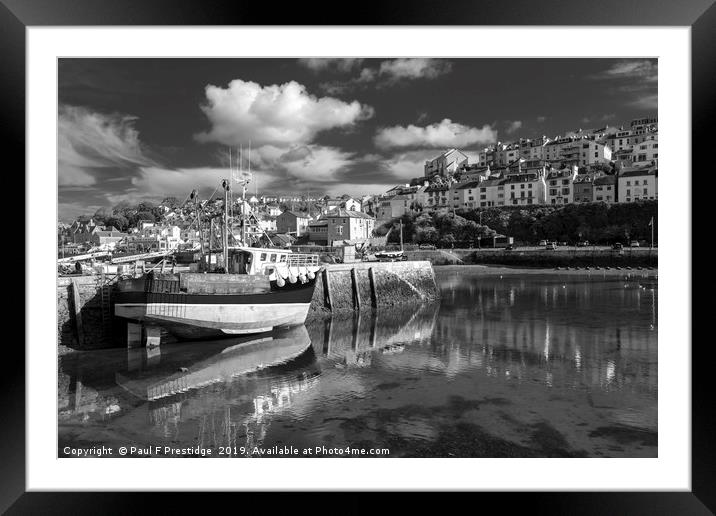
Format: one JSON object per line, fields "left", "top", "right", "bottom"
{"left": 4, "top": 0, "right": 710, "bottom": 512}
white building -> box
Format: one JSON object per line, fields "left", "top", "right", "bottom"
{"left": 545, "top": 167, "right": 578, "bottom": 205}
{"left": 617, "top": 167, "right": 658, "bottom": 203}
{"left": 424, "top": 148, "right": 469, "bottom": 177}
{"left": 377, "top": 194, "right": 411, "bottom": 221}
{"left": 503, "top": 173, "right": 547, "bottom": 206}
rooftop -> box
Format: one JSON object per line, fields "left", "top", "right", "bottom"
{"left": 326, "top": 208, "right": 375, "bottom": 220}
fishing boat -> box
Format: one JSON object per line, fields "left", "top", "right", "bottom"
{"left": 113, "top": 176, "right": 322, "bottom": 340}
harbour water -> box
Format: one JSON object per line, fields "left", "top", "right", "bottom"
{"left": 58, "top": 266, "right": 657, "bottom": 458}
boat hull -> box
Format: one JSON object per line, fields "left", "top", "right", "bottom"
{"left": 114, "top": 281, "right": 316, "bottom": 340}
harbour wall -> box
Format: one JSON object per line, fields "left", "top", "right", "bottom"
{"left": 56, "top": 260, "right": 439, "bottom": 352}
{"left": 405, "top": 248, "right": 657, "bottom": 268}
{"left": 306, "top": 260, "right": 439, "bottom": 320}
{"left": 58, "top": 275, "right": 117, "bottom": 352}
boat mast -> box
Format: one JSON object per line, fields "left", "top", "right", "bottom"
{"left": 222, "top": 179, "right": 230, "bottom": 271}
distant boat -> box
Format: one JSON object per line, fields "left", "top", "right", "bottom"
{"left": 374, "top": 250, "right": 407, "bottom": 262}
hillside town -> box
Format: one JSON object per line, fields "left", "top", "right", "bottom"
{"left": 58, "top": 115, "right": 657, "bottom": 256}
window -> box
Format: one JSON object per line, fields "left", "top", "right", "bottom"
{"left": 260, "top": 253, "right": 267, "bottom": 261}
{"left": 562, "top": 188, "right": 570, "bottom": 195}
{"left": 337, "top": 226, "right": 343, "bottom": 235}
{"left": 635, "top": 180, "right": 640, "bottom": 185}
{"left": 270, "top": 254, "right": 277, "bottom": 263}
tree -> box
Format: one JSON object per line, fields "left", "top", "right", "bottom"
{"left": 161, "top": 196, "right": 180, "bottom": 209}
{"left": 105, "top": 215, "right": 129, "bottom": 232}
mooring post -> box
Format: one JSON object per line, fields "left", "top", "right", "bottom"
{"left": 351, "top": 267, "right": 361, "bottom": 309}
{"left": 323, "top": 268, "right": 332, "bottom": 311}
{"left": 70, "top": 279, "right": 85, "bottom": 347}
{"left": 351, "top": 310, "right": 360, "bottom": 350}
{"left": 370, "top": 310, "right": 378, "bottom": 348}
{"left": 368, "top": 266, "right": 377, "bottom": 308}
{"left": 322, "top": 317, "right": 332, "bottom": 356}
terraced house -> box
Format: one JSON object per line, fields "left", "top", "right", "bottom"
{"left": 326, "top": 209, "right": 376, "bottom": 245}
{"left": 546, "top": 167, "right": 578, "bottom": 205}
{"left": 593, "top": 175, "right": 617, "bottom": 203}
{"left": 617, "top": 167, "right": 658, "bottom": 203}
{"left": 504, "top": 172, "right": 546, "bottom": 206}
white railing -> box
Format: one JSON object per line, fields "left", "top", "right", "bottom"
{"left": 286, "top": 254, "right": 320, "bottom": 267}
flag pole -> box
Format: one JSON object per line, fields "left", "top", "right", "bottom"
{"left": 650, "top": 216, "right": 654, "bottom": 249}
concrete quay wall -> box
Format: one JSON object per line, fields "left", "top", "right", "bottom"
{"left": 307, "top": 260, "right": 439, "bottom": 320}
{"left": 57, "top": 275, "right": 117, "bottom": 352}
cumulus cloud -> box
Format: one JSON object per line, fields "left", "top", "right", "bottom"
{"left": 194, "top": 79, "right": 373, "bottom": 147}
{"left": 505, "top": 120, "right": 523, "bottom": 134}
{"left": 374, "top": 119, "right": 497, "bottom": 150}
{"left": 298, "top": 58, "right": 364, "bottom": 73}
{"left": 378, "top": 58, "right": 452, "bottom": 82}
{"left": 58, "top": 105, "right": 155, "bottom": 186}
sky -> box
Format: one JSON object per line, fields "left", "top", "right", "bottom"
{"left": 58, "top": 58, "right": 657, "bottom": 221}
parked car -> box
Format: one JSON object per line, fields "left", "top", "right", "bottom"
{"left": 505, "top": 244, "right": 514, "bottom": 251}
{"left": 576, "top": 240, "right": 590, "bottom": 247}
{"left": 545, "top": 242, "right": 557, "bottom": 251}
{"left": 612, "top": 242, "right": 624, "bottom": 250}
{"left": 538, "top": 240, "right": 548, "bottom": 246}
{"left": 629, "top": 240, "right": 640, "bottom": 247}
{"left": 419, "top": 244, "right": 436, "bottom": 250}
{"left": 558, "top": 241, "right": 568, "bottom": 246}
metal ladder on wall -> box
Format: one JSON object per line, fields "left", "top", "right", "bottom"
{"left": 100, "top": 282, "right": 113, "bottom": 341}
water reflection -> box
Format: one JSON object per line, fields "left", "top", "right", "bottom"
{"left": 59, "top": 269, "right": 657, "bottom": 457}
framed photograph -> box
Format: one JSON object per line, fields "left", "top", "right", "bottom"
{"left": 6, "top": 0, "right": 710, "bottom": 511}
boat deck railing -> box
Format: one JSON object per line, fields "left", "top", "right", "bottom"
{"left": 286, "top": 254, "right": 320, "bottom": 267}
